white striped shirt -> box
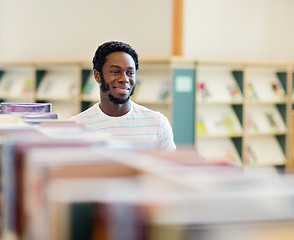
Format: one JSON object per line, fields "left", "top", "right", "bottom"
{"left": 70, "top": 101, "right": 176, "bottom": 151}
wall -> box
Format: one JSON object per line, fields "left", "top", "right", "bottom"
{"left": 1, "top": 0, "right": 294, "bottom": 62}
{"left": 184, "top": 0, "right": 294, "bottom": 61}
{"left": 0, "top": 0, "right": 173, "bottom": 61}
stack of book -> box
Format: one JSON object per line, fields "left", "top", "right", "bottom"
{"left": 0, "top": 102, "right": 58, "bottom": 120}
{"left": 1, "top": 130, "right": 294, "bottom": 240}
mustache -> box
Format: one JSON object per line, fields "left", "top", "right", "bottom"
{"left": 100, "top": 76, "right": 136, "bottom": 96}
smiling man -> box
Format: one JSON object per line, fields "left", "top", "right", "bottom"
{"left": 70, "top": 41, "right": 176, "bottom": 151}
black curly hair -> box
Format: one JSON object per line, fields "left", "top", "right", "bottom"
{"left": 92, "top": 41, "right": 139, "bottom": 73}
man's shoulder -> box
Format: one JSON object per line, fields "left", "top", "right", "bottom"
{"left": 131, "top": 101, "right": 163, "bottom": 117}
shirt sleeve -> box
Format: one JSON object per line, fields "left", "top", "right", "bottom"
{"left": 158, "top": 114, "right": 176, "bottom": 151}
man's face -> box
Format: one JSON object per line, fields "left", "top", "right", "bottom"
{"left": 98, "top": 51, "right": 136, "bottom": 104}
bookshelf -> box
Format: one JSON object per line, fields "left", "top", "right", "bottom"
{"left": 195, "top": 62, "right": 245, "bottom": 167}
{"left": 245, "top": 63, "right": 291, "bottom": 167}
{"left": 35, "top": 63, "right": 81, "bottom": 120}
{"left": 0, "top": 59, "right": 178, "bottom": 123}
{"left": 0, "top": 59, "right": 294, "bottom": 169}
{"left": 194, "top": 60, "right": 292, "bottom": 169}
{"left": 0, "top": 64, "right": 35, "bottom": 103}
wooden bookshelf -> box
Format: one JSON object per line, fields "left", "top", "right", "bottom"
{"left": 194, "top": 60, "right": 293, "bottom": 168}
{"left": 1, "top": 59, "right": 294, "bottom": 169}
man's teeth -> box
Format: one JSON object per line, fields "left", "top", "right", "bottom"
{"left": 115, "top": 87, "right": 129, "bottom": 90}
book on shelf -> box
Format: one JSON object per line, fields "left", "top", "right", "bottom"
{"left": 197, "top": 81, "right": 242, "bottom": 103}
{"left": 247, "top": 114, "right": 259, "bottom": 134}
{"left": 0, "top": 70, "right": 33, "bottom": 99}
{"left": 227, "top": 82, "right": 242, "bottom": 102}
{"left": 216, "top": 114, "right": 238, "bottom": 135}
{"left": 82, "top": 75, "right": 100, "bottom": 101}
{"left": 196, "top": 82, "right": 211, "bottom": 102}
{"left": 247, "top": 105, "right": 286, "bottom": 135}
{"left": 196, "top": 117, "right": 208, "bottom": 136}
{"left": 0, "top": 78, "right": 33, "bottom": 99}
{"left": 247, "top": 82, "right": 259, "bottom": 102}
{"left": 196, "top": 66, "right": 243, "bottom": 103}
{"left": 246, "top": 136, "right": 286, "bottom": 166}
{"left": 197, "top": 105, "right": 242, "bottom": 137}
{"left": 196, "top": 138, "right": 242, "bottom": 165}
{"left": 265, "top": 112, "right": 280, "bottom": 132}
{"left": 133, "top": 78, "right": 170, "bottom": 103}
{"left": 9, "top": 79, "right": 33, "bottom": 99}
{"left": 270, "top": 81, "right": 285, "bottom": 99}
{"left": 0, "top": 78, "right": 13, "bottom": 98}
{"left": 157, "top": 80, "right": 170, "bottom": 102}
{"left": 82, "top": 81, "right": 94, "bottom": 95}
{"left": 247, "top": 69, "right": 286, "bottom": 103}
{"left": 246, "top": 146, "right": 259, "bottom": 165}
{"left": 36, "top": 71, "right": 79, "bottom": 100}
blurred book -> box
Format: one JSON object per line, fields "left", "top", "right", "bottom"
{"left": 197, "top": 105, "right": 242, "bottom": 137}
{"left": 2, "top": 134, "right": 131, "bottom": 240}
{"left": 247, "top": 69, "right": 286, "bottom": 103}
{"left": 247, "top": 136, "right": 286, "bottom": 166}
{"left": 36, "top": 70, "right": 79, "bottom": 100}
{"left": 247, "top": 114, "right": 259, "bottom": 134}
{"left": 82, "top": 75, "right": 100, "bottom": 101}
{"left": 0, "top": 69, "right": 34, "bottom": 100}
{"left": 197, "top": 66, "right": 243, "bottom": 103}
{"left": 247, "top": 82, "right": 258, "bottom": 102}
{"left": 134, "top": 78, "right": 170, "bottom": 103}
{"left": 197, "top": 82, "right": 211, "bottom": 102}
{"left": 247, "top": 105, "right": 286, "bottom": 135}
{"left": 14, "top": 112, "right": 58, "bottom": 120}
{"left": 196, "top": 138, "right": 242, "bottom": 166}
{"left": 46, "top": 158, "right": 294, "bottom": 240}
{"left": 196, "top": 117, "right": 207, "bottom": 136}
{"left": 2, "top": 129, "right": 294, "bottom": 240}
{"left": 1, "top": 102, "right": 52, "bottom": 114}
{"left": 227, "top": 83, "right": 242, "bottom": 102}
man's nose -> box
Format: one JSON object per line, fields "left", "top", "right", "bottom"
{"left": 118, "top": 72, "right": 129, "bottom": 82}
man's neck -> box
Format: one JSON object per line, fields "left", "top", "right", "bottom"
{"left": 99, "top": 97, "right": 131, "bottom": 117}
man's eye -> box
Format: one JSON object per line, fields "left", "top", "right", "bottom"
{"left": 110, "top": 70, "right": 119, "bottom": 74}
{"left": 128, "top": 71, "right": 135, "bottom": 76}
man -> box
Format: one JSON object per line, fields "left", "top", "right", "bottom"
{"left": 71, "top": 41, "right": 176, "bottom": 151}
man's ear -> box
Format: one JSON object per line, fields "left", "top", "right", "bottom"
{"left": 94, "top": 70, "right": 101, "bottom": 83}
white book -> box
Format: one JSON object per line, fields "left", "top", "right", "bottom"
{"left": 197, "top": 66, "right": 243, "bottom": 103}
{"left": 82, "top": 74, "right": 100, "bottom": 101}
{"left": 37, "top": 70, "right": 79, "bottom": 100}
{"left": 0, "top": 70, "right": 33, "bottom": 99}
{"left": 247, "top": 136, "right": 286, "bottom": 166}
{"left": 134, "top": 78, "right": 170, "bottom": 103}
{"left": 197, "top": 137, "right": 242, "bottom": 165}
{"left": 247, "top": 68, "right": 286, "bottom": 102}
{"left": 197, "top": 105, "right": 242, "bottom": 137}
{"left": 247, "top": 105, "right": 286, "bottom": 135}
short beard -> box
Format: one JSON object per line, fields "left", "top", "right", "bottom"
{"left": 100, "top": 74, "right": 136, "bottom": 105}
